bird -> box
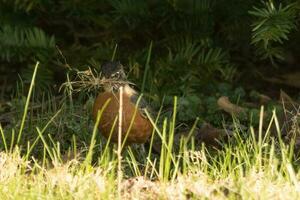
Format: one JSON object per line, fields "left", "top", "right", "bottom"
{"left": 92, "top": 61, "right": 153, "bottom": 144}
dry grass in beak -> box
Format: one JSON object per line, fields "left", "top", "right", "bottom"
{"left": 59, "top": 67, "right": 134, "bottom": 94}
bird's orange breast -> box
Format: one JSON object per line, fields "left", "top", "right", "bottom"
{"left": 92, "top": 91, "right": 153, "bottom": 144}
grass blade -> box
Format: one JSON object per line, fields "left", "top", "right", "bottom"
{"left": 17, "top": 61, "right": 39, "bottom": 145}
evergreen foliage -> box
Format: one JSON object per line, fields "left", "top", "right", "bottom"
{"left": 249, "top": 1, "right": 298, "bottom": 63}
{"left": 0, "top": 0, "right": 299, "bottom": 95}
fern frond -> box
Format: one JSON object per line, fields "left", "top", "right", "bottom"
{"left": 0, "top": 25, "right": 55, "bottom": 62}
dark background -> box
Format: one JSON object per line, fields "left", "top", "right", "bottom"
{"left": 0, "top": 0, "right": 299, "bottom": 125}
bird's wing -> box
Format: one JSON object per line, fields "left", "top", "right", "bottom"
{"left": 130, "top": 93, "right": 153, "bottom": 119}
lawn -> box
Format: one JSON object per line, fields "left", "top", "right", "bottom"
{"left": 0, "top": 62, "right": 299, "bottom": 199}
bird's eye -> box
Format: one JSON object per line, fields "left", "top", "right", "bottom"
{"left": 112, "top": 72, "right": 120, "bottom": 78}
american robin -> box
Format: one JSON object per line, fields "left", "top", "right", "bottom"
{"left": 92, "top": 61, "right": 153, "bottom": 144}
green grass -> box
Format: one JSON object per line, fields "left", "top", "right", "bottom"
{"left": 0, "top": 62, "right": 299, "bottom": 199}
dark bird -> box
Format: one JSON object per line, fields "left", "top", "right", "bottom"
{"left": 92, "top": 61, "right": 153, "bottom": 144}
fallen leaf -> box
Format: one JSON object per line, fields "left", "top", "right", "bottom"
{"left": 217, "top": 96, "right": 246, "bottom": 116}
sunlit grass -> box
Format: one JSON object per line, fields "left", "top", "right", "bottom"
{"left": 0, "top": 62, "right": 299, "bottom": 199}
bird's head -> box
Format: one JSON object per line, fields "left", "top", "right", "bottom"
{"left": 101, "top": 61, "right": 127, "bottom": 91}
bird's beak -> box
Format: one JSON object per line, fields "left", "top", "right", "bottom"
{"left": 119, "top": 70, "right": 127, "bottom": 81}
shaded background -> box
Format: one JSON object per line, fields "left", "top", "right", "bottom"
{"left": 0, "top": 0, "right": 299, "bottom": 125}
